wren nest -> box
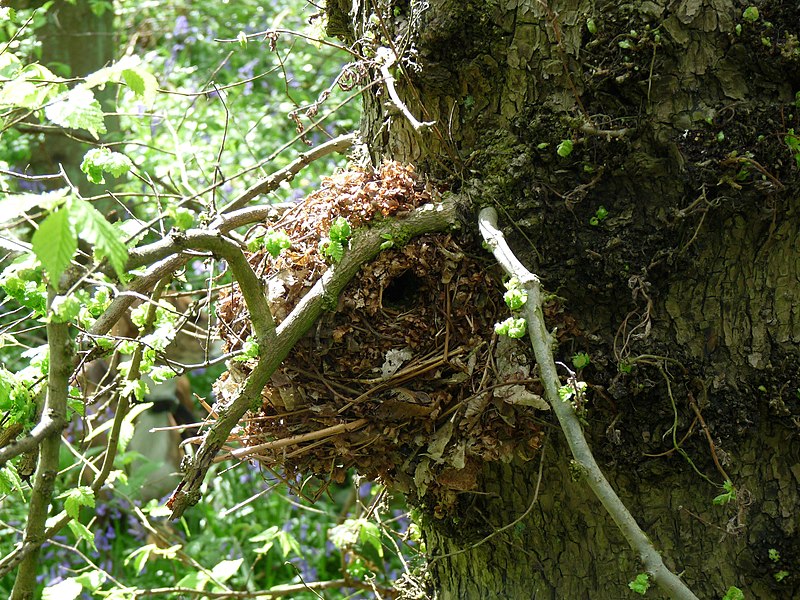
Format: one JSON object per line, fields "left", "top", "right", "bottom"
{"left": 215, "top": 161, "right": 546, "bottom": 514}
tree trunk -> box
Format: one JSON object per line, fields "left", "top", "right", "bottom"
{"left": 11, "top": 0, "right": 117, "bottom": 196}
{"left": 330, "top": 0, "right": 800, "bottom": 597}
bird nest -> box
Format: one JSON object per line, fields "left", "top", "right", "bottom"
{"left": 215, "top": 161, "right": 546, "bottom": 515}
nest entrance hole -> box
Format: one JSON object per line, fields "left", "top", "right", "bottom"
{"left": 382, "top": 271, "right": 423, "bottom": 311}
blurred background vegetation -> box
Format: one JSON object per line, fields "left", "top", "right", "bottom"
{"left": 0, "top": 1, "right": 420, "bottom": 598}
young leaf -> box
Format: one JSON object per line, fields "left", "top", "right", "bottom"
{"left": 68, "top": 198, "right": 129, "bottom": 279}
{"left": 45, "top": 87, "right": 107, "bottom": 139}
{"left": 32, "top": 208, "right": 77, "bottom": 283}
{"left": 122, "top": 66, "right": 159, "bottom": 108}
{"left": 67, "top": 519, "right": 97, "bottom": 552}
{"left": 557, "top": 139, "right": 574, "bottom": 157}
{"left": 42, "top": 578, "right": 83, "bottom": 600}
{"left": 329, "top": 216, "right": 352, "bottom": 242}
{"left": 58, "top": 485, "right": 95, "bottom": 520}
{"left": 628, "top": 572, "right": 650, "bottom": 595}
{"left": 81, "top": 147, "right": 133, "bottom": 184}
{"left": 210, "top": 558, "right": 243, "bottom": 583}
{"left": 262, "top": 230, "right": 292, "bottom": 258}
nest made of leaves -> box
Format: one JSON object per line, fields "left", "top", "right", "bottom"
{"left": 215, "top": 161, "right": 546, "bottom": 515}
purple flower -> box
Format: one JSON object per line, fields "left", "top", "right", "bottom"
{"left": 173, "top": 15, "right": 190, "bottom": 37}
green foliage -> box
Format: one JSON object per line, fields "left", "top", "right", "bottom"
{"left": 712, "top": 480, "right": 737, "bottom": 506}
{"left": 768, "top": 548, "right": 780, "bottom": 562}
{"left": 742, "top": 7, "right": 760, "bottom": 23}
{"left": 233, "top": 335, "right": 260, "bottom": 362}
{"left": 250, "top": 229, "right": 292, "bottom": 257}
{"left": 785, "top": 129, "right": 800, "bottom": 168}
{"left": 0, "top": 2, "right": 408, "bottom": 599}
{"left": 557, "top": 139, "right": 574, "bottom": 157}
{"left": 628, "top": 572, "right": 650, "bottom": 595}
{"left": 572, "top": 352, "right": 591, "bottom": 369}
{"left": 773, "top": 570, "right": 789, "bottom": 582}
{"left": 589, "top": 205, "right": 609, "bottom": 226}
{"left": 58, "top": 486, "right": 96, "bottom": 520}
{"left": 558, "top": 380, "right": 588, "bottom": 403}
{"left": 320, "top": 216, "right": 352, "bottom": 263}
{"left": 27, "top": 194, "right": 129, "bottom": 283}
{"left": 494, "top": 316, "right": 527, "bottom": 338}
{"left": 329, "top": 518, "right": 384, "bottom": 559}
{"left": 503, "top": 286, "right": 528, "bottom": 310}
{"left": 722, "top": 586, "right": 745, "bottom": 600}
{"left": 81, "top": 148, "right": 133, "bottom": 185}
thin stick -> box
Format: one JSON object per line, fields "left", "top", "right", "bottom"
{"left": 478, "top": 206, "right": 699, "bottom": 600}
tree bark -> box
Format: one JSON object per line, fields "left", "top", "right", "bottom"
{"left": 330, "top": 0, "right": 800, "bottom": 597}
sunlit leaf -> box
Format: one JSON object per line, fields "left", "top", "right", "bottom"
{"left": 44, "top": 87, "right": 106, "bottom": 139}
{"left": 32, "top": 208, "right": 77, "bottom": 283}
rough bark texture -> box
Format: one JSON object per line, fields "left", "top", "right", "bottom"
{"left": 329, "top": 0, "right": 799, "bottom": 597}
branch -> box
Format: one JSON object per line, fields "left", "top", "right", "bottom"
{"left": 168, "top": 198, "right": 459, "bottom": 519}
{"left": 0, "top": 412, "right": 64, "bottom": 469}
{"left": 10, "top": 294, "right": 72, "bottom": 600}
{"left": 478, "top": 207, "right": 699, "bottom": 600}
{"left": 172, "top": 231, "right": 276, "bottom": 341}
{"left": 220, "top": 132, "right": 356, "bottom": 213}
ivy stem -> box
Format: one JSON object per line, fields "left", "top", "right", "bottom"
{"left": 478, "top": 206, "right": 699, "bottom": 600}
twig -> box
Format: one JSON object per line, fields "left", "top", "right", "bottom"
{"left": 168, "top": 198, "right": 460, "bottom": 519}
{"left": 10, "top": 292, "right": 72, "bottom": 600}
{"left": 220, "top": 132, "right": 356, "bottom": 213}
{"left": 217, "top": 418, "right": 369, "bottom": 462}
{"left": 376, "top": 47, "right": 435, "bottom": 131}
{"left": 478, "top": 207, "right": 699, "bottom": 600}
{"left": 136, "top": 578, "right": 382, "bottom": 598}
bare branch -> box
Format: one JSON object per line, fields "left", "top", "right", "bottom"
{"left": 172, "top": 231, "right": 276, "bottom": 341}
{"left": 478, "top": 207, "right": 699, "bottom": 600}
{"left": 221, "top": 132, "right": 356, "bottom": 213}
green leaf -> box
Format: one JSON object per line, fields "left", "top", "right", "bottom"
{"left": 210, "top": 558, "right": 243, "bottom": 583}
{"left": 628, "top": 572, "right": 650, "bottom": 595}
{"left": 125, "top": 544, "right": 155, "bottom": 575}
{"left": 44, "top": 87, "right": 106, "bottom": 139}
{"left": 122, "top": 66, "right": 158, "bottom": 107}
{"left": 81, "top": 147, "right": 133, "bottom": 184}
{"left": 167, "top": 206, "right": 194, "bottom": 231}
{"left": 742, "top": 6, "right": 759, "bottom": 22}
{"left": 0, "top": 464, "right": 24, "bottom": 496}
{"left": 277, "top": 531, "right": 301, "bottom": 557}
{"left": 557, "top": 139, "right": 574, "bottom": 157}
{"left": 233, "top": 336, "right": 259, "bottom": 362}
{"left": 32, "top": 208, "right": 77, "bottom": 283}
{"left": 0, "top": 64, "right": 63, "bottom": 109}
{"left": 494, "top": 316, "right": 527, "bottom": 338}
{"left": 722, "top": 586, "right": 745, "bottom": 600}
{"left": 0, "top": 188, "right": 70, "bottom": 226}
{"left": 51, "top": 294, "right": 82, "bottom": 323}
{"left": 67, "top": 198, "right": 129, "bottom": 278}
{"left": 503, "top": 288, "right": 528, "bottom": 310}
{"left": 359, "top": 520, "right": 384, "bottom": 558}
{"left": 329, "top": 216, "right": 352, "bottom": 242}
{"left": 262, "top": 230, "right": 292, "bottom": 258}
{"left": 67, "top": 519, "right": 97, "bottom": 551}
{"left": 321, "top": 239, "right": 344, "bottom": 263}
{"left": 43, "top": 578, "right": 83, "bottom": 600}
{"left": 250, "top": 525, "right": 280, "bottom": 555}
{"left": 73, "top": 569, "right": 107, "bottom": 590}
{"left": 572, "top": 352, "right": 591, "bottom": 369}
{"left": 58, "top": 485, "right": 95, "bottom": 520}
